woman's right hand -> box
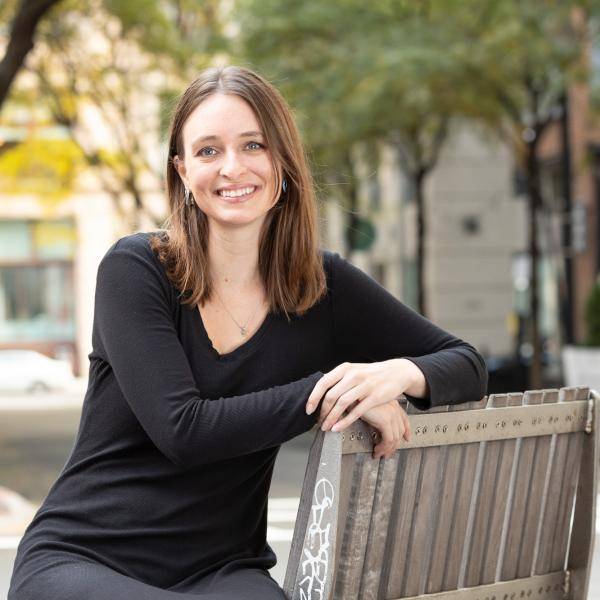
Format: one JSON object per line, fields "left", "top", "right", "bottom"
{"left": 359, "top": 400, "right": 412, "bottom": 460}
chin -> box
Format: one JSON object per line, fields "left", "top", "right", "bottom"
{"left": 209, "top": 212, "right": 269, "bottom": 230}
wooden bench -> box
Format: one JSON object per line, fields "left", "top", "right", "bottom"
{"left": 283, "top": 386, "right": 599, "bottom": 600}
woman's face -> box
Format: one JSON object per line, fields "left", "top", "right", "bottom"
{"left": 175, "top": 93, "right": 279, "bottom": 231}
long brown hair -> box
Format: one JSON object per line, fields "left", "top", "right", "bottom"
{"left": 150, "top": 65, "right": 327, "bottom": 321}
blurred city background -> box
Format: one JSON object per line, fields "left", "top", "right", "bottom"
{"left": 0, "top": 0, "right": 600, "bottom": 596}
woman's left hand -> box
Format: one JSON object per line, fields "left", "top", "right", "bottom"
{"left": 305, "top": 358, "right": 424, "bottom": 434}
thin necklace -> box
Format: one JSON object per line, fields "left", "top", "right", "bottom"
{"left": 212, "top": 285, "right": 264, "bottom": 336}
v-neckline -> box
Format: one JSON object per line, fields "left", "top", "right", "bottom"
{"left": 194, "top": 304, "right": 274, "bottom": 362}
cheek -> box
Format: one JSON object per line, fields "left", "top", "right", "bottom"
{"left": 249, "top": 152, "right": 275, "bottom": 180}
{"left": 189, "top": 168, "right": 214, "bottom": 191}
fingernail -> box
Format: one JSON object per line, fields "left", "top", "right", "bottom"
{"left": 306, "top": 406, "right": 313, "bottom": 415}
{"left": 331, "top": 423, "right": 339, "bottom": 432}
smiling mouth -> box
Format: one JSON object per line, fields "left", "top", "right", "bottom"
{"left": 216, "top": 185, "right": 258, "bottom": 199}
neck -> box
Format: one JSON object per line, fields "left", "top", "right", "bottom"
{"left": 207, "top": 225, "right": 262, "bottom": 292}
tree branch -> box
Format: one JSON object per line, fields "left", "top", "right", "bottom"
{"left": 0, "top": 0, "right": 62, "bottom": 108}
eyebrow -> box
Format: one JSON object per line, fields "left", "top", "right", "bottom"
{"left": 191, "top": 131, "right": 264, "bottom": 146}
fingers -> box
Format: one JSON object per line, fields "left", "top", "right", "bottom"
{"left": 372, "top": 419, "right": 395, "bottom": 460}
{"left": 320, "top": 387, "right": 369, "bottom": 431}
{"left": 373, "top": 404, "right": 409, "bottom": 460}
{"left": 401, "top": 408, "right": 412, "bottom": 442}
{"left": 327, "top": 394, "right": 374, "bottom": 432}
{"left": 305, "top": 363, "right": 349, "bottom": 415}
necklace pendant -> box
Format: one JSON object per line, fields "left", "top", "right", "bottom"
{"left": 240, "top": 326, "right": 247, "bottom": 336}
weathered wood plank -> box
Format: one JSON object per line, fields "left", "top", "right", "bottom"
{"left": 358, "top": 453, "right": 400, "bottom": 600}
{"left": 402, "top": 404, "right": 450, "bottom": 597}
{"left": 567, "top": 388, "right": 598, "bottom": 599}
{"left": 331, "top": 451, "right": 358, "bottom": 598}
{"left": 516, "top": 389, "right": 557, "bottom": 579}
{"left": 464, "top": 393, "right": 508, "bottom": 586}
{"left": 549, "top": 388, "right": 588, "bottom": 571}
{"left": 486, "top": 391, "right": 523, "bottom": 583}
{"left": 285, "top": 429, "right": 342, "bottom": 600}
{"left": 501, "top": 390, "right": 544, "bottom": 580}
{"left": 434, "top": 397, "right": 487, "bottom": 592}
{"left": 332, "top": 450, "right": 379, "bottom": 599}
{"left": 284, "top": 430, "right": 325, "bottom": 594}
{"left": 535, "top": 387, "right": 572, "bottom": 574}
{"left": 382, "top": 401, "right": 425, "bottom": 598}
{"left": 426, "top": 402, "right": 477, "bottom": 593}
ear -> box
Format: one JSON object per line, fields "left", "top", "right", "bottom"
{"left": 173, "top": 155, "right": 188, "bottom": 186}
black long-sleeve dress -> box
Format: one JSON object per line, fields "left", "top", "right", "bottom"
{"left": 8, "top": 231, "right": 488, "bottom": 599}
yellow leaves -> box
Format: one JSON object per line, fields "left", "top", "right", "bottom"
{"left": 0, "top": 135, "right": 86, "bottom": 203}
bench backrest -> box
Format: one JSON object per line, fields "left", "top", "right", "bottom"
{"left": 283, "top": 386, "right": 599, "bottom": 600}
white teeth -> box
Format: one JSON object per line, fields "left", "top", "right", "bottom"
{"left": 218, "top": 186, "right": 256, "bottom": 198}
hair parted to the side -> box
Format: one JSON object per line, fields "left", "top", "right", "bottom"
{"left": 149, "top": 64, "right": 327, "bottom": 321}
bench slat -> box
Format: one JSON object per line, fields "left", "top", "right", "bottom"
{"left": 382, "top": 401, "right": 425, "bottom": 597}
{"left": 431, "top": 398, "right": 487, "bottom": 592}
{"left": 535, "top": 388, "right": 576, "bottom": 574}
{"left": 332, "top": 452, "right": 379, "bottom": 598}
{"left": 516, "top": 389, "right": 557, "bottom": 579}
{"left": 463, "top": 393, "right": 508, "bottom": 586}
{"left": 283, "top": 430, "right": 325, "bottom": 595}
{"left": 358, "top": 453, "right": 400, "bottom": 599}
{"left": 426, "top": 402, "right": 479, "bottom": 593}
{"left": 501, "top": 390, "right": 544, "bottom": 579}
{"left": 401, "top": 405, "right": 450, "bottom": 597}
{"left": 550, "top": 387, "right": 589, "bottom": 570}
{"left": 283, "top": 430, "right": 342, "bottom": 600}
{"left": 567, "top": 388, "right": 599, "bottom": 599}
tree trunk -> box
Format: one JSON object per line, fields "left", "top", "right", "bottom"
{"left": 414, "top": 168, "right": 427, "bottom": 316}
{"left": 0, "top": 0, "right": 63, "bottom": 110}
{"left": 343, "top": 150, "right": 359, "bottom": 253}
{"left": 525, "top": 139, "right": 543, "bottom": 389}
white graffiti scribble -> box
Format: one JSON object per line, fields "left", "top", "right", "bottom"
{"left": 298, "top": 477, "right": 335, "bottom": 600}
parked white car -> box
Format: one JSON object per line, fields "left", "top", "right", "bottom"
{"left": 0, "top": 349, "right": 76, "bottom": 394}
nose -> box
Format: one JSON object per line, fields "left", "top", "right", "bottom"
{"left": 219, "top": 149, "right": 247, "bottom": 180}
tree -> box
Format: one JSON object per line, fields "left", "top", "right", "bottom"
{"left": 2, "top": 0, "right": 228, "bottom": 230}
{"left": 0, "top": 0, "right": 63, "bottom": 111}
{"left": 233, "top": 0, "right": 596, "bottom": 389}
{"left": 231, "top": 0, "right": 496, "bottom": 317}
{"left": 456, "top": 0, "right": 592, "bottom": 388}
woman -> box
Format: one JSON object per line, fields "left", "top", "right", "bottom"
{"left": 8, "top": 65, "right": 488, "bottom": 599}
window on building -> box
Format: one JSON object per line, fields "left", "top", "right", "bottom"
{"left": 0, "top": 219, "right": 76, "bottom": 344}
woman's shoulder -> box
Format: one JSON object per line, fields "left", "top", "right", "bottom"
{"left": 98, "top": 231, "right": 171, "bottom": 290}
{"left": 318, "top": 248, "right": 357, "bottom": 278}
{"left": 102, "top": 230, "right": 165, "bottom": 261}
{"left": 318, "top": 248, "right": 387, "bottom": 297}
{"left": 319, "top": 248, "right": 341, "bottom": 273}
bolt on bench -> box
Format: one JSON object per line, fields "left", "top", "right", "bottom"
{"left": 284, "top": 386, "right": 599, "bottom": 600}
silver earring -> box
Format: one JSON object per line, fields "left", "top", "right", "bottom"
{"left": 184, "top": 188, "right": 193, "bottom": 206}
{"left": 282, "top": 178, "right": 288, "bottom": 194}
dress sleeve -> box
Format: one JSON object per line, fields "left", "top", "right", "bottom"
{"left": 330, "top": 252, "right": 488, "bottom": 411}
{"left": 93, "top": 238, "right": 323, "bottom": 468}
